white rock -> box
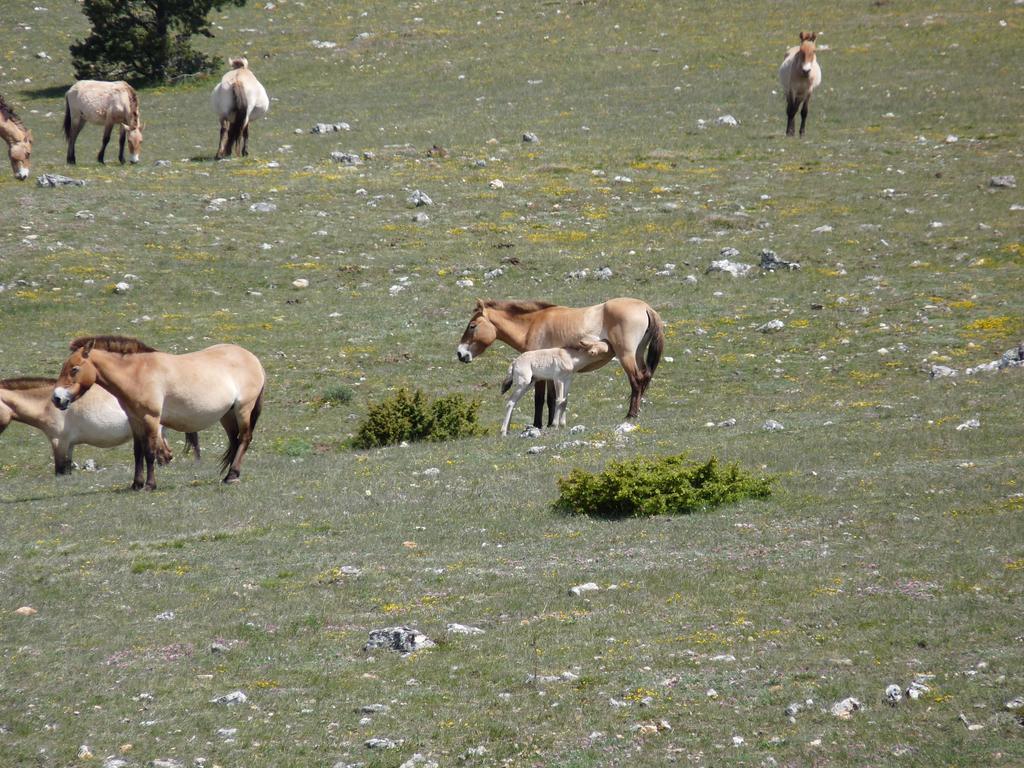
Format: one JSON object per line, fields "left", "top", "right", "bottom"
{"left": 707, "top": 259, "right": 752, "bottom": 277}
{"left": 885, "top": 684, "right": 903, "bottom": 705}
{"left": 154, "top": 610, "right": 175, "bottom": 621}
{"left": 569, "top": 425, "right": 585, "bottom": 435}
{"left": 210, "top": 691, "right": 248, "bottom": 705}
{"left": 488, "top": 179, "right": 505, "bottom": 189}
{"left": 706, "top": 688, "right": 718, "bottom": 699}
{"left": 944, "top": 134, "right": 958, "bottom": 143}
{"left": 78, "top": 745, "right": 93, "bottom": 759}
{"left": 249, "top": 201, "right": 277, "bottom": 213}
{"left": 407, "top": 190, "right": 432, "bottom": 207}
{"left": 812, "top": 225, "right": 833, "bottom": 233}
{"left": 762, "top": 420, "right": 785, "bottom": 432}
{"left": 732, "top": 735, "right": 745, "bottom": 746}
{"left": 569, "top": 582, "right": 600, "bottom": 596}
{"left": 955, "top": 418, "right": 980, "bottom": 431}
{"left": 758, "top": 319, "right": 785, "bottom": 333}
{"left": 1004, "top": 696, "right": 1024, "bottom": 711}
{"left": 455, "top": 278, "right": 474, "bottom": 288}
{"left": 526, "top": 445, "right": 546, "bottom": 455}
{"left": 14, "top": 606, "right": 37, "bottom": 616}
{"left": 365, "top": 737, "right": 401, "bottom": 749}
{"left": 930, "top": 365, "right": 958, "bottom": 379}
{"left": 422, "top": 467, "right": 440, "bottom": 477}
{"left": 292, "top": 278, "right": 309, "bottom": 289}
{"left": 447, "top": 623, "right": 485, "bottom": 635}
{"left": 614, "top": 421, "right": 637, "bottom": 434}
{"left": 830, "top": 697, "right": 862, "bottom": 719}
{"left": 114, "top": 281, "right": 131, "bottom": 294}
{"left": 710, "top": 654, "right": 736, "bottom": 662}
{"left": 716, "top": 114, "right": 739, "bottom": 127}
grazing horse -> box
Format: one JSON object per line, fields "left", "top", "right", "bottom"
{"left": 212, "top": 57, "right": 269, "bottom": 159}
{"left": 500, "top": 336, "right": 610, "bottom": 436}
{"left": 779, "top": 31, "right": 822, "bottom": 137}
{"left": 52, "top": 336, "right": 265, "bottom": 490}
{"left": 0, "top": 377, "right": 197, "bottom": 474}
{"left": 457, "top": 297, "right": 664, "bottom": 423}
{"left": 64, "top": 80, "right": 143, "bottom": 164}
{"left": 0, "top": 94, "right": 32, "bottom": 180}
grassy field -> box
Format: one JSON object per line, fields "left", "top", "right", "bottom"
{"left": 2, "top": 1, "right": 1023, "bottom": 766}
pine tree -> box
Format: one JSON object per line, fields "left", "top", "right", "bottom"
{"left": 71, "top": 0, "right": 247, "bottom": 84}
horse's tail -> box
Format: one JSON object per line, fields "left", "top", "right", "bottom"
{"left": 62, "top": 95, "right": 72, "bottom": 141}
{"left": 642, "top": 307, "right": 665, "bottom": 377}
{"left": 185, "top": 431, "right": 200, "bottom": 461}
{"left": 218, "top": 383, "right": 264, "bottom": 473}
{"left": 224, "top": 78, "right": 248, "bottom": 156}
{"left": 229, "top": 56, "right": 249, "bottom": 70}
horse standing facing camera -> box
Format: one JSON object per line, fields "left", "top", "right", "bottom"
{"left": 779, "top": 31, "right": 822, "bottom": 137}
{"left": 64, "top": 80, "right": 143, "bottom": 164}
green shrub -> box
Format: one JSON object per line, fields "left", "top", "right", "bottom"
{"left": 555, "top": 455, "right": 772, "bottom": 518}
{"left": 318, "top": 384, "right": 354, "bottom": 406}
{"left": 352, "top": 388, "right": 487, "bottom": 449}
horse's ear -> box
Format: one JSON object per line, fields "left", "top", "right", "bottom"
{"left": 81, "top": 339, "right": 95, "bottom": 358}
{"left": 809, "top": 32, "right": 818, "bottom": 41}
{"left": 25, "top": 130, "right": 33, "bottom": 143}
{"left": 800, "top": 31, "right": 811, "bottom": 41}
{"left": 474, "top": 298, "right": 485, "bottom": 311}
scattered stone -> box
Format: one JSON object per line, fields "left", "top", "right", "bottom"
{"left": 150, "top": 759, "right": 183, "bottom": 768}
{"left": 360, "top": 703, "right": 390, "bottom": 714}
{"left": 210, "top": 642, "right": 230, "bottom": 653}
{"left": 930, "top": 364, "right": 958, "bottom": 379}
{"left": 944, "top": 134, "right": 958, "bottom": 144}
{"left": 398, "top": 754, "right": 437, "bottom": 768}
{"left": 594, "top": 266, "right": 613, "bottom": 280}
{"left": 885, "top": 684, "right": 903, "bottom": 706}
{"left": 707, "top": 259, "right": 752, "bottom": 277}
{"left": 631, "top": 719, "right": 672, "bottom": 736}
{"left": 75, "top": 210, "right": 95, "bottom": 219}
{"left": 526, "top": 445, "right": 546, "bottom": 455}
{"left": 14, "top": 606, "right": 37, "bottom": 616}
{"left": 455, "top": 278, "right": 474, "bottom": 288}
{"left": 569, "top": 425, "right": 585, "bottom": 435}
{"left": 715, "top": 114, "right": 739, "bottom": 127}
{"left": 447, "top": 623, "right": 485, "bottom": 635}
{"left": 522, "top": 132, "right": 539, "bottom": 143}
{"left": 1004, "top": 696, "right": 1024, "bottom": 711}
{"left": 249, "top": 202, "right": 277, "bottom": 213}
{"left": 762, "top": 420, "right": 785, "bottom": 432}
{"left": 521, "top": 426, "right": 542, "bottom": 439}
{"left": 154, "top": 610, "right": 175, "bottom": 621}
{"left": 483, "top": 267, "right": 504, "bottom": 280}
{"left": 311, "top": 40, "right": 337, "bottom": 49}
{"left": 422, "top": 467, "right": 440, "bottom": 477}
{"left": 488, "top": 179, "right": 505, "bottom": 189}
{"left": 963, "top": 343, "right": 1024, "bottom": 375}
{"left": 292, "top": 278, "right": 309, "bottom": 289}
{"left": 906, "top": 681, "right": 930, "bottom": 700}
{"left": 830, "top": 697, "right": 862, "bottom": 719}
{"left": 312, "top": 122, "right": 350, "bottom": 133}
{"left": 759, "top": 249, "right": 800, "bottom": 271}
{"left": 989, "top": 175, "right": 1016, "bottom": 188}
{"left": 103, "top": 758, "right": 131, "bottom": 768}
{"left": 79, "top": 745, "right": 93, "bottom": 759}
{"left": 710, "top": 654, "right": 736, "bottom": 662}
{"left": 720, "top": 246, "right": 741, "bottom": 258}
{"left": 568, "top": 268, "right": 589, "bottom": 279}
{"left": 216, "top": 728, "right": 238, "bottom": 740}
{"left": 655, "top": 263, "right": 676, "bottom": 277}
{"left": 784, "top": 702, "right": 803, "bottom": 717}
{"left": 412, "top": 212, "right": 429, "bottom": 224}
{"left": 706, "top": 688, "right": 718, "bottom": 699}
{"left": 210, "top": 691, "right": 247, "bottom": 706}
{"left": 812, "top": 224, "right": 833, "bottom": 234}
{"left": 37, "top": 173, "right": 86, "bottom": 187}
{"left": 331, "top": 151, "right": 361, "bottom": 166}
{"left": 731, "top": 735, "right": 745, "bottom": 747}
{"left": 955, "top": 418, "right": 980, "bottom": 431}
{"left": 683, "top": 274, "right": 698, "bottom": 285}
{"left": 407, "top": 190, "right": 432, "bottom": 207}
{"left": 758, "top": 319, "right": 785, "bottom": 333}
{"left": 365, "top": 737, "right": 400, "bottom": 750}
{"left": 569, "top": 582, "right": 600, "bottom": 597}
{"left": 715, "top": 418, "right": 737, "bottom": 428}
{"left": 614, "top": 421, "right": 637, "bottom": 435}
{"left": 364, "top": 627, "right": 435, "bottom": 654}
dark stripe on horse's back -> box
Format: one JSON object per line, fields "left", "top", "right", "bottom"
{"left": 70, "top": 335, "right": 157, "bottom": 354}
{"left": 484, "top": 299, "right": 558, "bottom": 314}
{"left": 0, "top": 376, "right": 57, "bottom": 390}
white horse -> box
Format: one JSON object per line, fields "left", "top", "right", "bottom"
{"left": 500, "top": 336, "right": 611, "bottom": 435}
{"left": 211, "top": 57, "right": 269, "bottom": 159}
{"left": 64, "top": 80, "right": 143, "bottom": 164}
{"left": 0, "top": 377, "right": 196, "bottom": 474}
{"left": 779, "top": 31, "right": 822, "bottom": 137}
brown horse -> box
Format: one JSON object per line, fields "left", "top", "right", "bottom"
{"left": 0, "top": 93, "right": 32, "bottom": 180}
{"left": 457, "top": 298, "right": 664, "bottom": 424}
{"left": 64, "top": 80, "right": 143, "bottom": 165}
{"left": 0, "top": 376, "right": 196, "bottom": 474}
{"left": 52, "top": 336, "right": 265, "bottom": 490}
{"left": 779, "top": 32, "right": 822, "bottom": 137}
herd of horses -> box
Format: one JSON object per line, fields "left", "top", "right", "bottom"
{"left": 0, "top": 57, "right": 270, "bottom": 177}
{"left": 0, "top": 33, "right": 822, "bottom": 490}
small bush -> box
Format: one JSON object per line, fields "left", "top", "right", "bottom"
{"left": 555, "top": 455, "right": 772, "bottom": 517}
{"left": 352, "top": 388, "right": 487, "bottom": 449}
{"left": 318, "top": 384, "right": 354, "bottom": 406}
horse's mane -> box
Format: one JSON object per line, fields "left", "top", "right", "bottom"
{"left": 483, "top": 299, "right": 558, "bottom": 315}
{"left": 127, "top": 86, "right": 140, "bottom": 126}
{"left": 0, "top": 376, "right": 56, "bottom": 391}
{"left": 70, "top": 336, "right": 156, "bottom": 354}
{"left": 0, "top": 93, "right": 26, "bottom": 130}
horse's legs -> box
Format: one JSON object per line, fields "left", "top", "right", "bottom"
{"left": 97, "top": 123, "right": 113, "bottom": 164}
{"left": 555, "top": 379, "right": 568, "bottom": 428}
{"left": 785, "top": 95, "right": 798, "bottom": 137}
{"left": 131, "top": 434, "right": 146, "bottom": 490}
{"left": 503, "top": 382, "right": 531, "bottom": 436}
{"left": 532, "top": 381, "right": 545, "bottom": 429}
{"left": 118, "top": 126, "right": 127, "bottom": 164}
{"left": 618, "top": 356, "right": 645, "bottom": 419}
{"left": 241, "top": 123, "right": 250, "bottom": 157}
{"left": 66, "top": 118, "right": 85, "bottom": 164}
{"left": 186, "top": 432, "right": 201, "bottom": 461}
{"left": 216, "top": 119, "right": 229, "bottom": 159}
{"left": 799, "top": 97, "right": 810, "bottom": 136}
{"left": 53, "top": 439, "right": 72, "bottom": 475}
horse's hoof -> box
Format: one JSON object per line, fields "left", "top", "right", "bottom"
{"left": 130, "top": 482, "right": 144, "bottom": 491}
{"left": 223, "top": 476, "right": 241, "bottom": 485}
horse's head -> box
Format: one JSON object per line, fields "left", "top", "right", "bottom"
{"left": 578, "top": 336, "right": 611, "bottom": 357}
{"left": 8, "top": 129, "right": 32, "bottom": 180}
{"left": 52, "top": 340, "right": 97, "bottom": 411}
{"left": 457, "top": 299, "right": 497, "bottom": 363}
{"left": 125, "top": 123, "right": 143, "bottom": 164}
{"left": 798, "top": 32, "right": 817, "bottom": 75}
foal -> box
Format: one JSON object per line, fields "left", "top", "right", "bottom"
{"left": 500, "top": 336, "right": 611, "bottom": 436}
{"left": 779, "top": 31, "right": 822, "bottom": 136}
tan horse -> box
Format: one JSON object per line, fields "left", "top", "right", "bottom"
{"left": 0, "top": 94, "right": 33, "bottom": 180}
{"left": 779, "top": 31, "right": 822, "bottom": 137}
{"left": 52, "top": 336, "right": 265, "bottom": 490}
{"left": 64, "top": 80, "right": 143, "bottom": 165}
{"left": 211, "top": 57, "right": 269, "bottom": 159}
{"left": 457, "top": 298, "right": 664, "bottom": 423}
{"left": 0, "top": 377, "right": 197, "bottom": 474}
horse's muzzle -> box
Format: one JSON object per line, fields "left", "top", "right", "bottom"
{"left": 52, "top": 388, "right": 72, "bottom": 411}
{"left": 15, "top": 168, "right": 29, "bottom": 180}
{"left": 457, "top": 345, "right": 473, "bottom": 363}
